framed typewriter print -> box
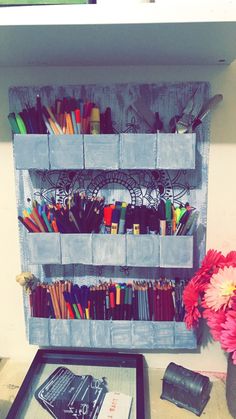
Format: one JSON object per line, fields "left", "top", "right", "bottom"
{"left": 6, "top": 349, "right": 145, "bottom": 419}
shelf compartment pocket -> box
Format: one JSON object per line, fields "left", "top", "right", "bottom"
{"left": 126, "top": 234, "right": 160, "bottom": 267}
{"left": 28, "top": 317, "right": 50, "bottom": 346}
{"left": 14, "top": 134, "right": 49, "bottom": 169}
{"left": 27, "top": 319, "right": 197, "bottom": 349}
{"left": 174, "top": 322, "right": 197, "bottom": 349}
{"left": 49, "top": 134, "right": 84, "bottom": 169}
{"left": 28, "top": 233, "right": 61, "bottom": 265}
{"left": 156, "top": 133, "right": 196, "bottom": 169}
{"left": 90, "top": 320, "right": 111, "bottom": 348}
{"left": 49, "top": 318, "right": 71, "bottom": 346}
{"left": 152, "top": 321, "right": 175, "bottom": 348}
{"left": 160, "top": 236, "right": 193, "bottom": 268}
{"left": 111, "top": 321, "right": 132, "bottom": 348}
{"left": 70, "top": 320, "right": 91, "bottom": 347}
{"left": 120, "top": 133, "right": 156, "bottom": 169}
{"left": 61, "top": 233, "right": 92, "bottom": 264}
{"left": 132, "top": 321, "right": 153, "bottom": 348}
{"left": 92, "top": 234, "right": 126, "bottom": 266}
{"left": 84, "top": 134, "right": 119, "bottom": 169}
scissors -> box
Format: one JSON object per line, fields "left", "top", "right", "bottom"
{"left": 169, "top": 88, "right": 203, "bottom": 134}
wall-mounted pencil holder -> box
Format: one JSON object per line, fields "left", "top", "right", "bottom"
{"left": 111, "top": 321, "right": 132, "bottom": 348}
{"left": 26, "top": 233, "right": 193, "bottom": 268}
{"left": 90, "top": 320, "right": 112, "bottom": 348}
{"left": 132, "top": 321, "right": 154, "bottom": 348}
{"left": 84, "top": 134, "right": 119, "bottom": 169}
{"left": 120, "top": 133, "right": 156, "bottom": 169}
{"left": 156, "top": 133, "right": 196, "bottom": 169}
{"left": 61, "top": 233, "right": 93, "bottom": 265}
{"left": 28, "top": 317, "right": 197, "bottom": 349}
{"left": 70, "top": 319, "right": 91, "bottom": 347}
{"left": 152, "top": 321, "right": 175, "bottom": 348}
{"left": 28, "top": 233, "right": 61, "bottom": 265}
{"left": 49, "top": 318, "right": 71, "bottom": 347}
{"left": 92, "top": 234, "right": 126, "bottom": 266}
{"left": 126, "top": 234, "right": 160, "bottom": 267}
{"left": 14, "top": 134, "right": 49, "bottom": 170}
{"left": 160, "top": 236, "right": 193, "bottom": 268}
{"left": 28, "top": 317, "right": 50, "bottom": 346}
{"left": 174, "top": 321, "right": 197, "bottom": 348}
{"left": 14, "top": 133, "right": 196, "bottom": 170}
{"left": 49, "top": 134, "right": 84, "bottom": 169}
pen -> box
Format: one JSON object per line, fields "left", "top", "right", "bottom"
{"left": 46, "top": 106, "right": 63, "bottom": 135}
{"left": 139, "top": 205, "right": 148, "bottom": 234}
{"left": 19, "top": 109, "right": 33, "bottom": 134}
{"left": 165, "top": 199, "right": 172, "bottom": 235}
{"left": 148, "top": 208, "right": 159, "bottom": 234}
{"left": 75, "top": 109, "right": 81, "bottom": 134}
{"left": 125, "top": 205, "right": 134, "bottom": 234}
{"left": 70, "top": 292, "right": 82, "bottom": 320}
{"left": 8, "top": 113, "right": 21, "bottom": 134}
{"left": 18, "top": 215, "right": 40, "bottom": 233}
{"left": 64, "top": 98, "right": 74, "bottom": 134}
{"left": 133, "top": 206, "right": 140, "bottom": 235}
{"left": 42, "top": 113, "right": 54, "bottom": 135}
{"left": 63, "top": 291, "right": 75, "bottom": 319}
{"left": 70, "top": 98, "right": 78, "bottom": 134}
{"left": 42, "top": 106, "right": 60, "bottom": 135}
{"left": 118, "top": 203, "right": 127, "bottom": 234}
{"left": 111, "top": 208, "right": 120, "bottom": 234}
{"left": 103, "top": 205, "right": 113, "bottom": 234}
{"left": 158, "top": 199, "right": 166, "bottom": 236}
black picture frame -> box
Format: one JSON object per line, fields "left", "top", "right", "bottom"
{"left": 6, "top": 349, "right": 145, "bottom": 419}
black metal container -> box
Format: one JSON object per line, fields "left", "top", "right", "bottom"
{"left": 161, "top": 362, "right": 211, "bottom": 416}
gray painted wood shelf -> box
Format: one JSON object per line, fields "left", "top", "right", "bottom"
{"left": 27, "top": 233, "right": 193, "bottom": 268}
{"left": 28, "top": 317, "right": 197, "bottom": 349}
{"left": 11, "top": 82, "right": 209, "bottom": 351}
{"left": 13, "top": 133, "right": 196, "bottom": 170}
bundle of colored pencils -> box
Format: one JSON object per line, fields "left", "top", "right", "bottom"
{"left": 8, "top": 95, "right": 114, "bottom": 135}
{"left": 18, "top": 193, "right": 105, "bottom": 233}
{"left": 30, "top": 279, "right": 186, "bottom": 322}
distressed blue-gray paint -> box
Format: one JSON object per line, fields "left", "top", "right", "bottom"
{"left": 28, "top": 317, "right": 197, "bottom": 349}
{"left": 156, "top": 133, "right": 196, "bottom": 169}
{"left": 14, "top": 134, "right": 49, "bottom": 170}
{"left": 120, "top": 133, "right": 157, "bottom": 169}
{"left": 126, "top": 235, "right": 160, "bottom": 267}
{"left": 160, "top": 236, "right": 193, "bottom": 268}
{"left": 10, "top": 82, "right": 210, "bottom": 350}
{"left": 49, "top": 134, "right": 84, "bottom": 169}
{"left": 84, "top": 134, "right": 119, "bottom": 169}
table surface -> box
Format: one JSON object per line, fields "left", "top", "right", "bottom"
{"left": 0, "top": 359, "right": 232, "bottom": 419}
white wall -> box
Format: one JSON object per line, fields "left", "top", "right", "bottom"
{"left": 0, "top": 63, "right": 235, "bottom": 371}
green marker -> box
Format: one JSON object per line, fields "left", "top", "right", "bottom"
{"left": 176, "top": 205, "right": 186, "bottom": 224}
{"left": 15, "top": 114, "right": 27, "bottom": 134}
{"left": 165, "top": 199, "right": 172, "bottom": 235}
{"left": 8, "top": 113, "right": 20, "bottom": 134}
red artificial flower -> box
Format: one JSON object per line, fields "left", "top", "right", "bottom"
{"left": 183, "top": 279, "right": 205, "bottom": 328}
{"left": 194, "top": 249, "right": 225, "bottom": 282}
{"left": 203, "top": 308, "right": 226, "bottom": 341}
{"left": 220, "top": 311, "right": 236, "bottom": 364}
{"left": 200, "top": 249, "right": 225, "bottom": 270}
{"left": 224, "top": 251, "right": 236, "bottom": 266}
{"left": 231, "top": 291, "right": 236, "bottom": 310}
{"left": 203, "top": 266, "right": 236, "bottom": 311}
{"left": 183, "top": 249, "right": 236, "bottom": 362}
